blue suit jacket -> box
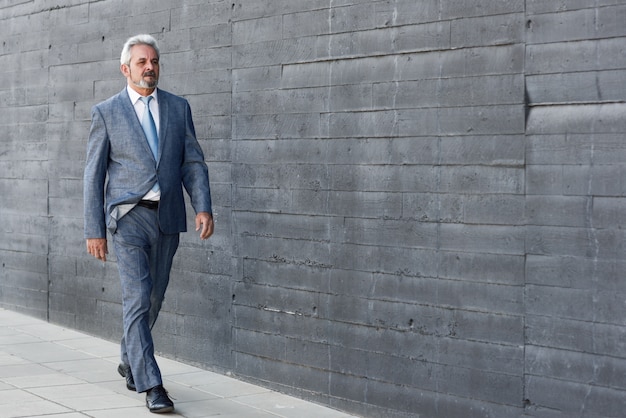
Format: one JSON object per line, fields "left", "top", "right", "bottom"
{"left": 84, "top": 88, "right": 212, "bottom": 238}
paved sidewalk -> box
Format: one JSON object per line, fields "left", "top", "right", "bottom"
{"left": 0, "top": 308, "right": 356, "bottom": 418}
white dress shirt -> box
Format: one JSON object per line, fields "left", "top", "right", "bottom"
{"left": 127, "top": 86, "right": 161, "bottom": 202}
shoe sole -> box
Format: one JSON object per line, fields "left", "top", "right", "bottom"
{"left": 148, "top": 405, "right": 174, "bottom": 413}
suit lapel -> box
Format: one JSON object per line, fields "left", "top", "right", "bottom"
{"left": 119, "top": 88, "right": 159, "bottom": 164}
{"left": 156, "top": 88, "right": 168, "bottom": 168}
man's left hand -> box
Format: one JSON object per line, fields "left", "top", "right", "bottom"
{"left": 195, "top": 212, "right": 214, "bottom": 240}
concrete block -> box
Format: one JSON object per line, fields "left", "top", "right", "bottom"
{"left": 527, "top": 315, "right": 626, "bottom": 356}
{"left": 234, "top": 351, "right": 330, "bottom": 394}
{"left": 374, "top": 75, "right": 524, "bottom": 109}
{"left": 434, "top": 105, "right": 526, "bottom": 135}
{"left": 326, "top": 109, "right": 423, "bottom": 138}
{"left": 562, "top": 164, "right": 626, "bottom": 197}
{"left": 437, "top": 278, "right": 523, "bottom": 315}
{"left": 232, "top": 0, "right": 329, "bottom": 21}
{"left": 0, "top": 179, "right": 47, "bottom": 213}
{"left": 48, "top": 139, "right": 86, "bottom": 164}
{"left": 330, "top": 242, "right": 439, "bottom": 277}
{"left": 234, "top": 66, "right": 282, "bottom": 92}
{"left": 235, "top": 329, "right": 287, "bottom": 365}
{"left": 242, "top": 258, "right": 330, "bottom": 292}
{"left": 450, "top": 309, "right": 524, "bottom": 345}
{"left": 0, "top": 104, "right": 47, "bottom": 125}
{"left": 233, "top": 186, "right": 292, "bottom": 213}
{"left": 163, "top": 70, "right": 230, "bottom": 95}
{"left": 190, "top": 24, "right": 232, "bottom": 49}
{"left": 196, "top": 115, "right": 231, "bottom": 139}
{"left": 327, "top": 137, "right": 439, "bottom": 165}
{"left": 236, "top": 234, "right": 331, "bottom": 268}
{"left": 439, "top": 224, "right": 525, "bottom": 255}
{"left": 232, "top": 163, "right": 329, "bottom": 189}
{"left": 438, "top": 364, "right": 523, "bottom": 405}
{"left": 327, "top": 21, "right": 450, "bottom": 58}
{"left": 236, "top": 211, "right": 332, "bottom": 242}
{"left": 326, "top": 190, "right": 403, "bottom": 218}
{"left": 525, "top": 375, "right": 626, "bottom": 417}
{"left": 328, "top": 84, "right": 372, "bottom": 111}
{"left": 527, "top": 70, "right": 626, "bottom": 104}
{"left": 527, "top": 8, "right": 597, "bottom": 44}
{"left": 50, "top": 198, "right": 83, "bottom": 218}
{"left": 438, "top": 251, "right": 525, "bottom": 285}
{"left": 232, "top": 304, "right": 315, "bottom": 339}
{"left": 526, "top": 0, "right": 592, "bottom": 14}
{"left": 2, "top": 269, "right": 47, "bottom": 293}
{"left": 441, "top": 0, "right": 524, "bottom": 19}
{"left": 281, "top": 62, "right": 330, "bottom": 89}
{"left": 528, "top": 4, "right": 626, "bottom": 44}
{"left": 233, "top": 37, "right": 317, "bottom": 68}
{"left": 324, "top": 293, "right": 438, "bottom": 331}
{"left": 331, "top": 55, "right": 397, "bottom": 85}
{"left": 526, "top": 254, "right": 609, "bottom": 289}
{"left": 451, "top": 13, "right": 525, "bottom": 48}
{"left": 436, "top": 394, "right": 523, "bottom": 418}
{"left": 329, "top": 3, "right": 377, "bottom": 34}
{"left": 402, "top": 192, "right": 462, "bottom": 223}
{"left": 526, "top": 165, "right": 564, "bottom": 195}
{"left": 526, "top": 195, "right": 590, "bottom": 227}
{"left": 464, "top": 194, "right": 526, "bottom": 225}
{"left": 329, "top": 164, "right": 438, "bottom": 192}
{"left": 526, "top": 284, "right": 599, "bottom": 322}
{"left": 283, "top": 9, "right": 329, "bottom": 39}
{"left": 442, "top": 44, "right": 525, "bottom": 78}
{"left": 233, "top": 88, "right": 329, "bottom": 115}
{"left": 233, "top": 15, "right": 282, "bottom": 46}
{"left": 233, "top": 113, "right": 321, "bottom": 139}
{"left": 526, "top": 346, "right": 595, "bottom": 383}
{"left": 596, "top": 4, "right": 626, "bottom": 38}
{"left": 284, "top": 336, "right": 330, "bottom": 369}
{"left": 342, "top": 217, "right": 438, "bottom": 249}
{"left": 527, "top": 134, "right": 597, "bottom": 165}
{"left": 234, "top": 138, "right": 326, "bottom": 164}
{"left": 439, "top": 338, "right": 524, "bottom": 375}
{"left": 329, "top": 373, "right": 431, "bottom": 416}
{"left": 233, "top": 282, "right": 320, "bottom": 321}
{"left": 526, "top": 225, "right": 604, "bottom": 258}
{"left": 374, "top": 0, "right": 441, "bottom": 25}
{"left": 439, "top": 166, "right": 524, "bottom": 194}
{"left": 439, "top": 135, "right": 527, "bottom": 166}
{"left": 526, "top": 38, "right": 626, "bottom": 75}
{"left": 173, "top": 246, "right": 230, "bottom": 276}
{"left": 593, "top": 197, "right": 626, "bottom": 229}
{"left": 170, "top": 1, "right": 230, "bottom": 29}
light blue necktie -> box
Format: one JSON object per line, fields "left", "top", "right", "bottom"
{"left": 139, "top": 96, "right": 159, "bottom": 192}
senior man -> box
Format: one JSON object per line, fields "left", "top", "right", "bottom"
{"left": 84, "top": 34, "right": 213, "bottom": 413}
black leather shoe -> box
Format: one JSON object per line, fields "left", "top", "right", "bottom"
{"left": 117, "top": 363, "right": 136, "bottom": 391}
{"left": 146, "top": 385, "right": 174, "bottom": 413}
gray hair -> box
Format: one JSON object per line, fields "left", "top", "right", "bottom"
{"left": 120, "top": 34, "right": 160, "bottom": 66}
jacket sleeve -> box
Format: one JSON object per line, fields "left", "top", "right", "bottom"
{"left": 83, "top": 105, "right": 110, "bottom": 239}
{"left": 180, "top": 101, "right": 212, "bottom": 215}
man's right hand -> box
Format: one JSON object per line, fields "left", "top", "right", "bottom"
{"left": 86, "top": 238, "right": 108, "bottom": 262}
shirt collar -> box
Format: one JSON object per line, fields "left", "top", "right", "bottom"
{"left": 127, "top": 85, "right": 158, "bottom": 105}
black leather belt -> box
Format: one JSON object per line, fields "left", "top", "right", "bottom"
{"left": 137, "top": 200, "right": 159, "bottom": 210}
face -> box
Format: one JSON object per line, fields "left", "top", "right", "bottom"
{"left": 121, "top": 44, "right": 159, "bottom": 93}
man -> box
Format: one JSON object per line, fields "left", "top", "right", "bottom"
{"left": 84, "top": 34, "right": 213, "bottom": 413}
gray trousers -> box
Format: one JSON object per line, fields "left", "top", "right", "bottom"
{"left": 112, "top": 205, "right": 179, "bottom": 393}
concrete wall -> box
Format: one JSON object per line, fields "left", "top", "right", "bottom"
{"left": 1, "top": 0, "right": 625, "bottom": 416}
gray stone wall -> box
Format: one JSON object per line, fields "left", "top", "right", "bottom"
{"left": 1, "top": 1, "right": 625, "bottom": 416}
